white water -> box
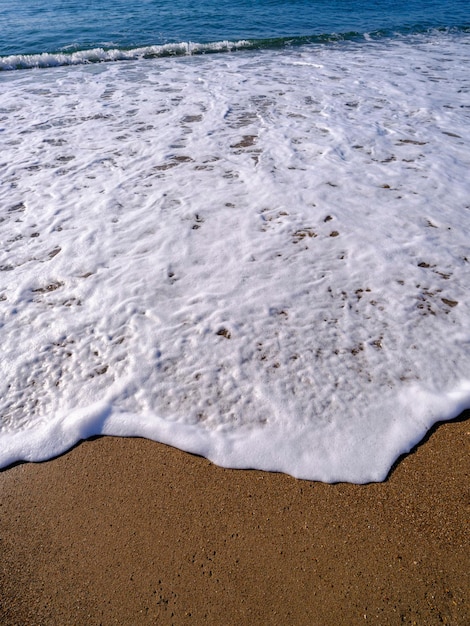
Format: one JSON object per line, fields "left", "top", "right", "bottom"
{"left": 1, "top": 35, "right": 469, "bottom": 482}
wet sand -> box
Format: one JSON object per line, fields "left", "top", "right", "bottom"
{"left": 1, "top": 412, "right": 468, "bottom": 625}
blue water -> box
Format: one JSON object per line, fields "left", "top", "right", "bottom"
{"left": 1, "top": 0, "right": 468, "bottom": 62}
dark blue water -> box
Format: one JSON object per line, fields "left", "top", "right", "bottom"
{"left": 1, "top": 0, "right": 468, "bottom": 58}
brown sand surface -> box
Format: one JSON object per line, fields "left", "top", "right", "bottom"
{"left": 1, "top": 412, "right": 468, "bottom": 626}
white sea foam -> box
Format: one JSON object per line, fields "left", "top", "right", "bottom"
{"left": 0, "top": 34, "right": 469, "bottom": 482}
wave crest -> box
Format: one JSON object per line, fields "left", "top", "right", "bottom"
{"left": 0, "top": 40, "right": 251, "bottom": 71}
{"left": 1, "top": 26, "right": 468, "bottom": 71}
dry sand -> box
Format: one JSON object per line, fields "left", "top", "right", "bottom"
{"left": 1, "top": 411, "right": 468, "bottom": 625}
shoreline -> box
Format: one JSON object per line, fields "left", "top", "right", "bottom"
{"left": 1, "top": 412, "right": 469, "bottom": 625}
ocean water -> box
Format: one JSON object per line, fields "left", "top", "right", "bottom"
{"left": 0, "top": 2, "right": 469, "bottom": 482}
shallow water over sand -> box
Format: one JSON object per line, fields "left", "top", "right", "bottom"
{"left": 1, "top": 34, "right": 469, "bottom": 481}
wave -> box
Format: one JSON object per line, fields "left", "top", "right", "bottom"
{"left": 1, "top": 26, "right": 469, "bottom": 71}
{"left": 0, "top": 40, "right": 251, "bottom": 71}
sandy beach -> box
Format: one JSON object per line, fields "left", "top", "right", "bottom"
{"left": 1, "top": 411, "right": 468, "bottom": 625}
{"left": 2, "top": 2, "right": 470, "bottom": 624}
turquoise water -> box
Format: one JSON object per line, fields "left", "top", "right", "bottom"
{"left": 1, "top": 0, "right": 469, "bottom": 60}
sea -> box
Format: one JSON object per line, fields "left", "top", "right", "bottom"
{"left": 0, "top": 1, "right": 469, "bottom": 482}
